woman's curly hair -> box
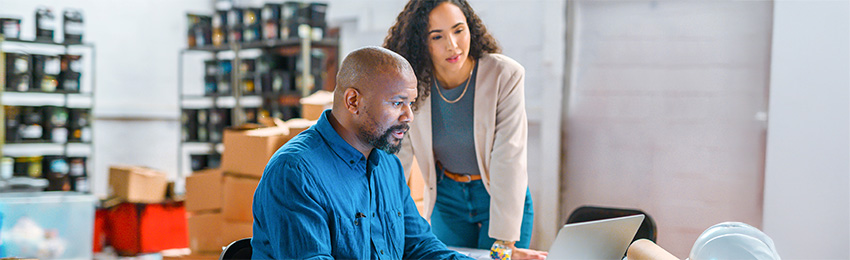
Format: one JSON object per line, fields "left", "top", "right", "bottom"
{"left": 384, "top": 0, "right": 501, "bottom": 111}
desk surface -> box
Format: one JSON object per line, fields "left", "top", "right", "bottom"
{"left": 449, "top": 246, "right": 492, "bottom": 260}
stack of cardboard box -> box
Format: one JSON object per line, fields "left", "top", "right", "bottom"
{"left": 184, "top": 125, "right": 294, "bottom": 256}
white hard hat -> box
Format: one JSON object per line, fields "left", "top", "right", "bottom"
{"left": 688, "top": 222, "right": 780, "bottom": 260}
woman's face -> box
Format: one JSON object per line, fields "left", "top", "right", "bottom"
{"left": 427, "top": 2, "right": 472, "bottom": 78}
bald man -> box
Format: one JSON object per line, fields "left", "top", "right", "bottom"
{"left": 251, "top": 46, "right": 473, "bottom": 260}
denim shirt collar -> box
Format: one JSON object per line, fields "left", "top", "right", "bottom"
{"left": 315, "top": 109, "right": 376, "bottom": 168}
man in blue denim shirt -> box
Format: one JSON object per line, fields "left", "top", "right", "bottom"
{"left": 252, "top": 46, "right": 472, "bottom": 259}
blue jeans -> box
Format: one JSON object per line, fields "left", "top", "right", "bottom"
{"left": 430, "top": 171, "right": 534, "bottom": 249}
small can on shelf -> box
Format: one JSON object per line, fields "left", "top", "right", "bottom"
{"left": 0, "top": 17, "right": 21, "bottom": 39}
{"left": 63, "top": 9, "right": 84, "bottom": 44}
{"left": 35, "top": 7, "right": 56, "bottom": 42}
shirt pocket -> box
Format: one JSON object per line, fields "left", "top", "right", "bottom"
{"left": 384, "top": 208, "right": 405, "bottom": 257}
{"left": 332, "top": 214, "right": 366, "bottom": 258}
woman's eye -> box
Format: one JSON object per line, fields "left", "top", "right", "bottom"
{"left": 431, "top": 35, "right": 442, "bottom": 40}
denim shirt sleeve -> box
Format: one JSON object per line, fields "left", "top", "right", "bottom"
{"left": 253, "top": 154, "right": 334, "bottom": 259}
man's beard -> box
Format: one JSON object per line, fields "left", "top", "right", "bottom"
{"left": 363, "top": 124, "right": 409, "bottom": 154}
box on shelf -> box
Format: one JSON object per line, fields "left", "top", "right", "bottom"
{"left": 0, "top": 192, "right": 96, "bottom": 260}
{"left": 221, "top": 125, "right": 290, "bottom": 177}
{"left": 221, "top": 174, "right": 260, "bottom": 222}
{"left": 106, "top": 201, "right": 189, "bottom": 256}
{"left": 188, "top": 212, "right": 252, "bottom": 254}
{"left": 185, "top": 168, "right": 223, "bottom": 212}
{"left": 108, "top": 165, "right": 168, "bottom": 203}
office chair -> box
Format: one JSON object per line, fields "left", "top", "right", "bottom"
{"left": 566, "top": 205, "right": 657, "bottom": 242}
{"left": 219, "top": 237, "right": 252, "bottom": 260}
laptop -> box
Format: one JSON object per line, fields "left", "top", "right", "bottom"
{"left": 547, "top": 214, "right": 645, "bottom": 259}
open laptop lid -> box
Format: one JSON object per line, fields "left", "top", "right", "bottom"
{"left": 547, "top": 214, "right": 645, "bottom": 259}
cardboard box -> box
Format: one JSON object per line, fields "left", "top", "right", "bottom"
{"left": 222, "top": 175, "right": 260, "bottom": 222}
{"left": 299, "top": 90, "right": 333, "bottom": 121}
{"left": 185, "top": 168, "right": 224, "bottom": 212}
{"left": 285, "top": 118, "right": 316, "bottom": 138}
{"left": 188, "top": 212, "right": 253, "bottom": 254}
{"left": 222, "top": 126, "right": 290, "bottom": 177}
{"left": 109, "top": 165, "right": 168, "bottom": 203}
{"left": 107, "top": 202, "right": 189, "bottom": 255}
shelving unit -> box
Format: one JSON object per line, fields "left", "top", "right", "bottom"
{"left": 177, "top": 28, "right": 338, "bottom": 177}
{"left": 0, "top": 36, "right": 96, "bottom": 192}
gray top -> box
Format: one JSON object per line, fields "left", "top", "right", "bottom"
{"left": 431, "top": 61, "right": 480, "bottom": 176}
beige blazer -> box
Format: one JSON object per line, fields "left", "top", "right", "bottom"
{"left": 398, "top": 53, "right": 528, "bottom": 242}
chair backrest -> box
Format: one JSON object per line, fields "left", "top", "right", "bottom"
{"left": 219, "top": 237, "right": 252, "bottom": 260}
{"left": 566, "top": 205, "right": 657, "bottom": 243}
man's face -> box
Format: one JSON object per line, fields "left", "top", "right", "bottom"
{"left": 357, "top": 71, "right": 417, "bottom": 154}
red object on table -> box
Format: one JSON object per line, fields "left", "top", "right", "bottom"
{"left": 106, "top": 201, "right": 189, "bottom": 255}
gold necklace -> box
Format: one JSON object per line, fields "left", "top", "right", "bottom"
{"left": 435, "top": 60, "right": 474, "bottom": 104}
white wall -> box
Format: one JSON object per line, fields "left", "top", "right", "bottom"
{"left": 562, "top": 1, "right": 773, "bottom": 256}
{"left": 763, "top": 0, "right": 850, "bottom": 259}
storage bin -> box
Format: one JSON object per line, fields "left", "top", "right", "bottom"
{"left": 0, "top": 192, "right": 96, "bottom": 259}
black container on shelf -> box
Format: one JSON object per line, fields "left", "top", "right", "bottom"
{"left": 14, "top": 156, "right": 43, "bottom": 178}
{"left": 43, "top": 155, "right": 70, "bottom": 191}
{"left": 68, "top": 157, "right": 87, "bottom": 177}
{"left": 42, "top": 106, "right": 69, "bottom": 143}
{"left": 59, "top": 54, "right": 82, "bottom": 92}
{"left": 212, "top": 10, "right": 228, "bottom": 46}
{"left": 204, "top": 60, "right": 218, "bottom": 95}
{"left": 227, "top": 8, "right": 244, "bottom": 43}
{"left": 262, "top": 3, "right": 281, "bottom": 40}
{"left": 204, "top": 75, "right": 217, "bottom": 95}
{"left": 242, "top": 8, "right": 261, "bottom": 42}
{"left": 68, "top": 108, "right": 91, "bottom": 142}
{"left": 261, "top": 70, "right": 294, "bottom": 94}
{"left": 68, "top": 157, "right": 89, "bottom": 192}
{"left": 208, "top": 108, "right": 230, "bottom": 142}
{"left": 182, "top": 109, "right": 199, "bottom": 142}
{"left": 19, "top": 106, "right": 44, "bottom": 141}
{"left": 70, "top": 176, "right": 89, "bottom": 192}
{"left": 32, "top": 54, "right": 61, "bottom": 92}
{"left": 281, "top": 1, "right": 308, "bottom": 39}
{"left": 35, "top": 7, "right": 55, "bottom": 42}
{"left": 197, "top": 109, "right": 209, "bottom": 142}
{"left": 0, "top": 18, "right": 21, "bottom": 39}
{"left": 207, "top": 153, "right": 221, "bottom": 169}
{"left": 187, "top": 14, "right": 212, "bottom": 47}
{"left": 5, "top": 52, "right": 31, "bottom": 91}
{"left": 218, "top": 59, "right": 233, "bottom": 95}
{"left": 5, "top": 106, "right": 22, "bottom": 142}
{"left": 308, "top": 3, "right": 327, "bottom": 40}
{"left": 63, "top": 9, "right": 84, "bottom": 44}
{"left": 190, "top": 154, "right": 207, "bottom": 171}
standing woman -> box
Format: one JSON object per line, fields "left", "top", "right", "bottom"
{"left": 385, "top": 0, "right": 546, "bottom": 259}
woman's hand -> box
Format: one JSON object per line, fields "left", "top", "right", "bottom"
{"left": 511, "top": 247, "right": 548, "bottom": 260}
{"left": 491, "top": 241, "right": 548, "bottom": 260}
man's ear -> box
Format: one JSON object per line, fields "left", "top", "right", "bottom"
{"left": 343, "top": 87, "right": 360, "bottom": 115}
